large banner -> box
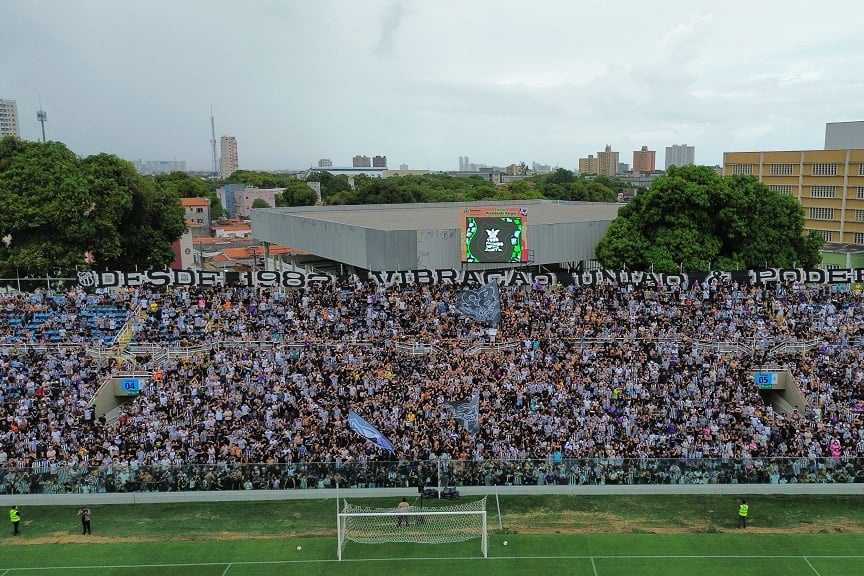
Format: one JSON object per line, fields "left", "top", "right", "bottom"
{"left": 77, "top": 267, "right": 864, "bottom": 290}
{"left": 442, "top": 395, "right": 481, "bottom": 436}
{"left": 456, "top": 283, "right": 501, "bottom": 325}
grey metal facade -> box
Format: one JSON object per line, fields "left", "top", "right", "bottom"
{"left": 825, "top": 121, "right": 864, "bottom": 150}
{"left": 251, "top": 201, "right": 620, "bottom": 271}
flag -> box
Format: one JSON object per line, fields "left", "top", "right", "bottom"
{"left": 347, "top": 411, "right": 394, "bottom": 453}
{"left": 442, "top": 394, "right": 480, "bottom": 435}
{"left": 456, "top": 283, "right": 501, "bottom": 325}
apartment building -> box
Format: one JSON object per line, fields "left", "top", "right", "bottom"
{"left": 578, "top": 154, "right": 599, "bottom": 175}
{"left": 0, "top": 99, "right": 20, "bottom": 138}
{"left": 220, "top": 136, "right": 238, "bottom": 179}
{"left": 632, "top": 145, "right": 656, "bottom": 174}
{"left": 723, "top": 149, "right": 864, "bottom": 245}
{"left": 597, "top": 145, "right": 619, "bottom": 177}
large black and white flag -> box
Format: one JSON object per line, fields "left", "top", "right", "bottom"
{"left": 456, "top": 282, "right": 501, "bottom": 325}
{"left": 442, "top": 395, "right": 480, "bottom": 435}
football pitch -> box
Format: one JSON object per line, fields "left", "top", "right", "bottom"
{"left": 2, "top": 495, "right": 864, "bottom": 575}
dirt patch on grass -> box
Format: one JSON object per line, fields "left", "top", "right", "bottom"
{"left": 500, "top": 511, "right": 864, "bottom": 535}
{"left": 5, "top": 515, "right": 864, "bottom": 546}
{"left": 6, "top": 530, "right": 332, "bottom": 546}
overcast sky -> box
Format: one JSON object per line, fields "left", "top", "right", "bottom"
{"left": 3, "top": 0, "right": 863, "bottom": 172}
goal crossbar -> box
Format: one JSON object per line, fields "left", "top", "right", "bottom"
{"left": 337, "top": 497, "right": 488, "bottom": 560}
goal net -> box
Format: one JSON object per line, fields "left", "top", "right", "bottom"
{"left": 337, "top": 496, "right": 488, "bottom": 560}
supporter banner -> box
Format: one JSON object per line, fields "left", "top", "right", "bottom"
{"left": 456, "top": 283, "right": 501, "bottom": 325}
{"left": 442, "top": 395, "right": 480, "bottom": 436}
{"left": 347, "top": 411, "right": 394, "bottom": 453}
{"left": 77, "top": 267, "right": 864, "bottom": 290}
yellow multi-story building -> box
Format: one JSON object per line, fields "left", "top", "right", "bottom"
{"left": 578, "top": 154, "right": 599, "bottom": 175}
{"left": 723, "top": 149, "right": 864, "bottom": 245}
{"left": 597, "top": 145, "right": 619, "bottom": 177}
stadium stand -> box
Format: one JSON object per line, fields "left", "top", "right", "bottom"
{"left": 1, "top": 277, "right": 864, "bottom": 494}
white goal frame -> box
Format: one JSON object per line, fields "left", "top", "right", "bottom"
{"left": 337, "top": 499, "right": 488, "bottom": 560}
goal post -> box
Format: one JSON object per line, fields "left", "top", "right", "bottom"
{"left": 337, "top": 496, "right": 488, "bottom": 560}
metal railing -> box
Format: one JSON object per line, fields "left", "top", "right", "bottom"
{"left": 2, "top": 457, "right": 862, "bottom": 495}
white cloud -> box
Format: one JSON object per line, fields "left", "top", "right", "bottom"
{"left": 1, "top": 0, "right": 862, "bottom": 170}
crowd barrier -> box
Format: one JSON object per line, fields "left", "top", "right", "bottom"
{"left": 3, "top": 457, "right": 863, "bottom": 495}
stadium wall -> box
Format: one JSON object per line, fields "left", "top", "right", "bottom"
{"left": 252, "top": 206, "right": 614, "bottom": 271}
{"left": 3, "top": 483, "right": 863, "bottom": 507}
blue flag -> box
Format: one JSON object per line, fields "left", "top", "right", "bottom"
{"left": 347, "top": 411, "right": 395, "bottom": 453}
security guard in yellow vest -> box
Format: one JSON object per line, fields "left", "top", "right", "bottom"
{"left": 9, "top": 505, "right": 20, "bottom": 535}
{"left": 737, "top": 500, "right": 749, "bottom": 529}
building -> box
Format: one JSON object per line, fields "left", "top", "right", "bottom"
{"left": 532, "top": 162, "right": 552, "bottom": 174}
{"left": 372, "top": 155, "right": 387, "bottom": 168}
{"left": 352, "top": 155, "right": 371, "bottom": 168}
{"left": 505, "top": 163, "right": 526, "bottom": 176}
{"left": 318, "top": 158, "right": 333, "bottom": 168}
{"left": 220, "top": 136, "right": 238, "bottom": 179}
{"left": 459, "top": 156, "right": 470, "bottom": 171}
{"left": 665, "top": 144, "right": 695, "bottom": 169}
{"left": 252, "top": 200, "right": 621, "bottom": 272}
{"left": 825, "top": 121, "right": 864, "bottom": 150}
{"left": 307, "top": 166, "right": 386, "bottom": 180}
{"left": 618, "top": 163, "right": 630, "bottom": 174}
{"left": 0, "top": 99, "right": 20, "bottom": 138}
{"left": 134, "top": 160, "right": 187, "bottom": 175}
{"left": 220, "top": 187, "right": 284, "bottom": 218}
{"left": 169, "top": 225, "right": 195, "bottom": 270}
{"left": 180, "top": 197, "right": 212, "bottom": 230}
{"left": 723, "top": 148, "right": 864, "bottom": 245}
{"left": 399, "top": 163, "right": 409, "bottom": 171}
{"left": 384, "top": 169, "right": 431, "bottom": 178}
{"left": 632, "top": 146, "right": 656, "bottom": 174}
{"left": 616, "top": 172, "right": 663, "bottom": 189}
{"left": 578, "top": 154, "right": 599, "bottom": 175}
{"left": 216, "top": 183, "right": 245, "bottom": 218}
{"left": 597, "top": 145, "right": 619, "bottom": 177}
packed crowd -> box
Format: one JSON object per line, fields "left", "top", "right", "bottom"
{"left": 1, "top": 274, "right": 864, "bottom": 493}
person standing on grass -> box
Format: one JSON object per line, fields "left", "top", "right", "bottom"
{"left": 397, "top": 497, "right": 411, "bottom": 527}
{"left": 78, "top": 507, "right": 91, "bottom": 535}
{"left": 9, "top": 505, "right": 20, "bottom": 536}
{"left": 738, "top": 499, "right": 749, "bottom": 528}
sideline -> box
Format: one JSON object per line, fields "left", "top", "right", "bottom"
{"left": 1, "top": 483, "right": 863, "bottom": 507}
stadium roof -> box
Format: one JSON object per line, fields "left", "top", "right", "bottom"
{"left": 265, "top": 200, "right": 620, "bottom": 232}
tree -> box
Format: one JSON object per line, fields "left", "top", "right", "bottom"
{"left": 0, "top": 137, "right": 186, "bottom": 277}
{"left": 307, "top": 171, "right": 352, "bottom": 201}
{"left": 153, "top": 171, "right": 226, "bottom": 218}
{"left": 224, "top": 170, "right": 294, "bottom": 189}
{"left": 280, "top": 180, "right": 318, "bottom": 207}
{"left": 251, "top": 198, "right": 271, "bottom": 209}
{"left": 595, "top": 165, "right": 823, "bottom": 272}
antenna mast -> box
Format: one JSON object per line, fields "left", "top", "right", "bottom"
{"left": 36, "top": 95, "right": 47, "bottom": 143}
{"left": 210, "top": 106, "right": 218, "bottom": 177}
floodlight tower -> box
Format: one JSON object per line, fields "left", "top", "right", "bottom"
{"left": 36, "top": 109, "right": 47, "bottom": 142}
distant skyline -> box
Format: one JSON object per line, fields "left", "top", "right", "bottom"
{"left": 2, "top": 0, "right": 863, "bottom": 172}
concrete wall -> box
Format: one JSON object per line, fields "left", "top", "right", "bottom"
{"left": 253, "top": 209, "right": 614, "bottom": 271}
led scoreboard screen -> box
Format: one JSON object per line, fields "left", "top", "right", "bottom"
{"left": 119, "top": 378, "right": 141, "bottom": 396}
{"left": 461, "top": 207, "right": 528, "bottom": 263}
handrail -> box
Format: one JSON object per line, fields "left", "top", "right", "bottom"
{"left": 0, "top": 337, "right": 845, "bottom": 361}
{"left": 2, "top": 456, "right": 863, "bottom": 495}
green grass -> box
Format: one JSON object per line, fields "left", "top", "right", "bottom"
{"left": 2, "top": 495, "right": 864, "bottom": 575}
